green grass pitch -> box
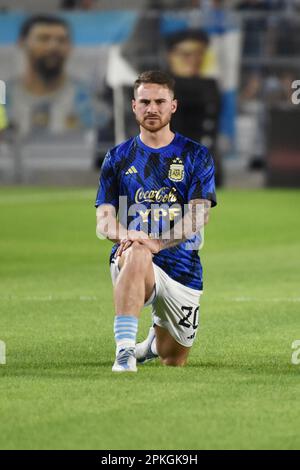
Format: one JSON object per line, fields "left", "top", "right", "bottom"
{"left": 0, "top": 187, "right": 299, "bottom": 450}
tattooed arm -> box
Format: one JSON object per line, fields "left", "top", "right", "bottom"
{"left": 158, "top": 198, "right": 211, "bottom": 251}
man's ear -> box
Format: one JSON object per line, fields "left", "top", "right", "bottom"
{"left": 132, "top": 99, "right": 136, "bottom": 113}
{"left": 171, "top": 99, "right": 178, "bottom": 114}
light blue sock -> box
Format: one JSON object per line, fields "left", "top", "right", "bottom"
{"left": 114, "top": 315, "right": 138, "bottom": 354}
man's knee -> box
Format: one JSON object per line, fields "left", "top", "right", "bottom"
{"left": 161, "top": 356, "right": 187, "bottom": 367}
{"left": 155, "top": 330, "right": 190, "bottom": 367}
{"left": 123, "top": 242, "right": 152, "bottom": 271}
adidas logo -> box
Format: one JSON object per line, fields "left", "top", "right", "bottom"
{"left": 125, "top": 166, "right": 138, "bottom": 175}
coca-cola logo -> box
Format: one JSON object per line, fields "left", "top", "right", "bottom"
{"left": 135, "top": 187, "right": 177, "bottom": 204}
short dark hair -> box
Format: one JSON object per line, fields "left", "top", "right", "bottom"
{"left": 134, "top": 70, "right": 176, "bottom": 96}
{"left": 19, "top": 14, "right": 71, "bottom": 40}
{"left": 165, "top": 30, "right": 209, "bottom": 51}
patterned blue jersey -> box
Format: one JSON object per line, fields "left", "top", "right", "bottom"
{"left": 95, "top": 133, "right": 217, "bottom": 290}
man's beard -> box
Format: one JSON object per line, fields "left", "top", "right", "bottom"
{"left": 33, "top": 55, "right": 65, "bottom": 82}
{"left": 136, "top": 113, "right": 172, "bottom": 133}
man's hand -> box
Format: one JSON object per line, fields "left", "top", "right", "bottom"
{"left": 116, "top": 232, "right": 162, "bottom": 257}
{"left": 116, "top": 230, "right": 147, "bottom": 257}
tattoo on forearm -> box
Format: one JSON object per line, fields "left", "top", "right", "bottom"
{"left": 159, "top": 199, "right": 211, "bottom": 250}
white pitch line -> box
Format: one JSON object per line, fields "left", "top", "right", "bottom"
{"left": 0, "top": 190, "right": 95, "bottom": 205}
{"left": 0, "top": 295, "right": 99, "bottom": 302}
{"left": 233, "top": 297, "right": 300, "bottom": 303}
{"left": 0, "top": 295, "right": 299, "bottom": 303}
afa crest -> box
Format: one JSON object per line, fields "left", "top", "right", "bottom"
{"left": 168, "top": 158, "right": 184, "bottom": 182}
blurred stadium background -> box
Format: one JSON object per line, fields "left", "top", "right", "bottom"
{"left": 1, "top": 0, "right": 300, "bottom": 451}
{"left": 0, "top": 0, "right": 300, "bottom": 188}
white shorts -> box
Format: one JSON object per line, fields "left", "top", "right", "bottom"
{"left": 110, "top": 257, "right": 202, "bottom": 348}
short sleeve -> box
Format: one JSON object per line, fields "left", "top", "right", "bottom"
{"left": 187, "top": 148, "right": 217, "bottom": 207}
{"left": 95, "top": 151, "right": 119, "bottom": 209}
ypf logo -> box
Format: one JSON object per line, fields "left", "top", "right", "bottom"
{"left": 0, "top": 80, "right": 6, "bottom": 105}
{"left": 291, "top": 80, "right": 300, "bottom": 105}
{"left": 0, "top": 340, "right": 6, "bottom": 365}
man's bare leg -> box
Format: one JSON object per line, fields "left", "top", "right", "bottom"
{"left": 112, "top": 242, "right": 155, "bottom": 372}
{"left": 155, "top": 326, "right": 190, "bottom": 367}
{"left": 136, "top": 325, "right": 190, "bottom": 367}
{"left": 113, "top": 242, "right": 190, "bottom": 369}
{"left": 114, "top": 242, "right": 155, "bottom": 317}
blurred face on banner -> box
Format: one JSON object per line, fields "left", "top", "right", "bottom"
{"left": 132, "top": 83, "right": 177, "bottom": 133}
{"left": 168, "top": 39, "right": 207, "bottom": 78}
{"left": 21, "top": 24, "right": 71, "bottom": 81}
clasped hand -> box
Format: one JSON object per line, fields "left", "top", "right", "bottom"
{"left": 116, "top": 230, "right": 162, "bottom": 257}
